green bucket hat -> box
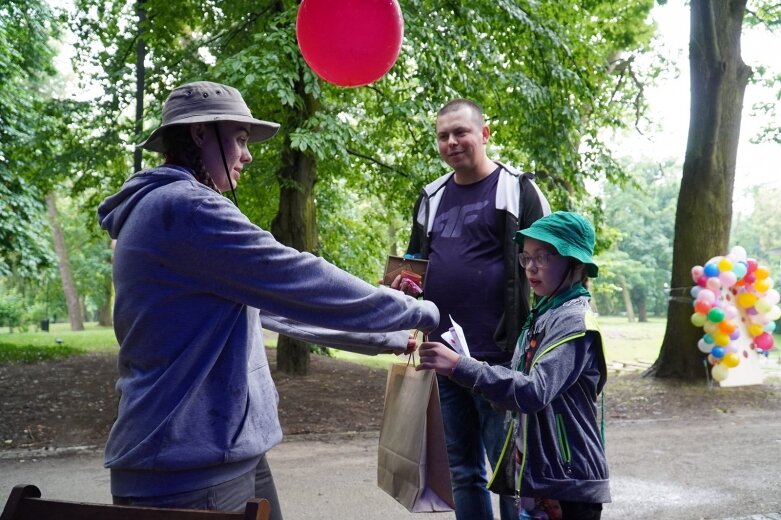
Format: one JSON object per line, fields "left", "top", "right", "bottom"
{"left": 514, "top": 211, "right": 599, "bottom": 278}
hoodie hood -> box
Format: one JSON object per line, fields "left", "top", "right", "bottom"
{"left": 98, "top": 166, "right": 204, "bottom": 239}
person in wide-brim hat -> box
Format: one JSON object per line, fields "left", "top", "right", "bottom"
{"left": 138, "top": 81, "right": 280, "bottom": 203}
{"left": 97, "top": 80, "right": 440, "bottom": 520}
{"left": 139, "top": 81, "right": 279, "bottom": 153}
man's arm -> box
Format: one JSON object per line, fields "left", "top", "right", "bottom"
{"left": 405, "top": 192, "right": 425, "bottom": 257}
{"left": 519, "top": 174, "right": 551, "bottom": 228}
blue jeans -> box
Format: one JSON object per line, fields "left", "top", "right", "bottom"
{"left": 437, "top": 374, "right": 516, "bottom": 520}
{"left": 113, "top": 455, "right": 282, "bottom": 520}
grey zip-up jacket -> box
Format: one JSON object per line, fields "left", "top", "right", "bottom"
{"left": 449, "top": 297, "right": 610, "bottom": 503}
{"left": 97, "top": 166, "right": 439, "bottom": 497}
{"left": 405, "top": 163, "right": 549, "bottom": 352}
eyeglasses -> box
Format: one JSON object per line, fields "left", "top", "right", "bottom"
{"left": 518, "top": 252, "right": 557, "bottom": 269}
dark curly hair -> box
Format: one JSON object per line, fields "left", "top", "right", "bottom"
{"left": 159, "top": 125, "right": 216, "bottom": 190}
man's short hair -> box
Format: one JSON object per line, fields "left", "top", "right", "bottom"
{"left": 437, "top": 99, "right": 485, "bottom": 127}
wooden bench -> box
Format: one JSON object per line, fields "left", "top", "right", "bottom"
{"left": 1, "top": 484, "right": 271, "bottom": 520}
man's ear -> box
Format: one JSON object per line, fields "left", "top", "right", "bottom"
{"left": 190, "top": 123, "right": 206, "bottom": 147}
{"left": 482, "top": 124, "right": 490, "bottom": 144}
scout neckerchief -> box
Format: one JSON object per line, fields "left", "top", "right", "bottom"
{"left": 520, "top": 281, "right": 590, "bottom": 372}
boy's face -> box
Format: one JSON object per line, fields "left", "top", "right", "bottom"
{"left": 521, "top": 237, "right": 571, "bottom": 297}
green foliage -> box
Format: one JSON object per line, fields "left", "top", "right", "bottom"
{"left": 744, "top": 2, "right": 781, "bottom": 150}
{"left": 0, "top": 288, "right": 24, "bottom": 331}
{"left": 731, "top": 185, "right": 781, "bottom": 268}
{"left": 593, "top": 158, "right": 679, "bottom": 317}
{"left": 0, "top": 0, "right": 60, "bottom": 277}
{"left": 60, "top": 0, "right": 657, "bottom": 285}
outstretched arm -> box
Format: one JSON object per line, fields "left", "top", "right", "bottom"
{"left": 417, "top": 341, "right": 461, "bottom": 376}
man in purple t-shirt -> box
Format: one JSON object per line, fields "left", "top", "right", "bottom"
{"left": 402, "top": 99, "right": 550, "bottom": 520}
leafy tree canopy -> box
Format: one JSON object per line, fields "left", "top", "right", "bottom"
{"left": 0, "top": 0, "right": 60, "bottom": 278}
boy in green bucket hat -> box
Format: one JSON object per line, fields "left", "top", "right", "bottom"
{"left": 417, "top": 211, "right": 609, "bottom": 519}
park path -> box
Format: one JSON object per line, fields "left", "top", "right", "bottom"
{"left": 3, "top": 408, "right": 781, "bottom": 520}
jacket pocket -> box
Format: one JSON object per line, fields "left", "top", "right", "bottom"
{"left": 555, "top": 413, "right": 572, "bottom": 466}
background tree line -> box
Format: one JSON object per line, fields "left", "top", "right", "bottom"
{"left": 1, "top": 0, "right": 779, "bottom": 380}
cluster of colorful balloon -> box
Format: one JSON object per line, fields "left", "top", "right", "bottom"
{"left": 690, "top": 246, "right": 780, "bottom": 382}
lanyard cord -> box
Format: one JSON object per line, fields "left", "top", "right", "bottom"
{"left": 213, "top": 124, "right": 239, "bottom": 208}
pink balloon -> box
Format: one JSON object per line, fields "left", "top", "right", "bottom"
{"left": 691, "top": 265, "right": 704, "bottom": 282}
{"left": 755, "top": 332, "right": 774, "bottom": 350}
{"left": 718, "top": 271, "right": 737, "bottom": 288}
{"left": 296, "top": 0, "right": 404, "bottom": 87}
{"left": 696, "top": 289, "right": 716, "bottom": 303}
{"left": 706, "top": 277, "right": 722, "bottom": 291}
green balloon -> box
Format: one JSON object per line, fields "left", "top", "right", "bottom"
{"left": 707, "top": 307, "right": 725, "bottom": 323}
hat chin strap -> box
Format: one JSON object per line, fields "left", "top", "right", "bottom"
{"left": 213, "top": 124, "right": 239, "bottom": 208}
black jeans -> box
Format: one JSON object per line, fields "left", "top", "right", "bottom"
{"left": 560, "top": 500, "right": 602, "bottom": 520}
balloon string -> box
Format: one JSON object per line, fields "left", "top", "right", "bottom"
{"left": 703, "top": 358, "right": 713, "bottom": 389}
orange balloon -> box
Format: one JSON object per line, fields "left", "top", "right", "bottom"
{"left": 717, "top": 320, "right": 736, "bottom": 334}
{"left": 755, "top": 266, "right": 770, "bottom": 280}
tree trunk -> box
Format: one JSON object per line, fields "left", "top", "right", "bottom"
{"left": 621, "top": 278, "right": 635, "bottom": 322}
{"left": 271, "top": 78, "right": 319, "bottom": 376}
{"left": 46, "top": 193, "right": 84, "bottom": 331}
{"left": 98, "top": 238, "right": 114, "bottom": 327}
{"left": 651, "top": 0, "right": 751, "bottom": 380}
{"left": 133, "top": 0, "right": 146, "bottom": 173}
{"left": 631, "top": 286, "right": 648, "bottom": 323}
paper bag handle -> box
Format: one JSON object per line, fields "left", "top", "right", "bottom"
{"left": 407, "top": 330, "right": 430, "bottom": 367}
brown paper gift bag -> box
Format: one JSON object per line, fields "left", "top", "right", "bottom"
{"left": 377, "top": 362, "right": 455, "bottom": 512}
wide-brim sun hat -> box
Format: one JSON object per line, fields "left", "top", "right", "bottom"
{"left": 514, "top": 211, "right": 599, "bottom": 278}
{"left": 138, "top": 81, "right": 280, "bottom": 153}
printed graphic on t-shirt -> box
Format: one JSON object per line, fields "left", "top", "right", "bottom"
{"left": 431, "top": 201, "right": 490, "bottom": 238}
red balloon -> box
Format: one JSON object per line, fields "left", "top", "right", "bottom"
{"left": 296, "top": 0, "right": 404, "bottom": 87}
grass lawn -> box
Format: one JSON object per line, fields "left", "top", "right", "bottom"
{"left": 1, "top": 317, "right": 778, "bottom": 372}
{"left": 0, "top": 322, "right": 117, "bottom": 364}
{"left": 332, "top": 315, "right": 669, "bottom": 370}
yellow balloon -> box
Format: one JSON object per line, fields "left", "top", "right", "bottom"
{"left": 722, "top": 352, "right": 740, "bottom": 368}
{"left": 748, "top": 323, "right": 764, "bottom": 337}
{"left": 712, "top": 363, "right": 730, "bottom": 382}
{"left": 754, "top": 279, "right": 770, "bottom": 293}
{"left": 755, "top": 266, "right": 770, "bottom": 280}
{"left": 714, "top": 333, "right": 730, "bottom": 346}
{"left": 718, "top": 258, "right": 733, "bottom": 272}
{"left": 737, "top": 292, "right": 758, "bottom": 308}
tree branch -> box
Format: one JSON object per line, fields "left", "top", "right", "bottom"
{"left": 346, "top": 149, "right": 410, "bottom": 177}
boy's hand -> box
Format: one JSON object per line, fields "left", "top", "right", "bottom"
{"left": 417, "top": 341, "right": 460, "bottom": 376}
